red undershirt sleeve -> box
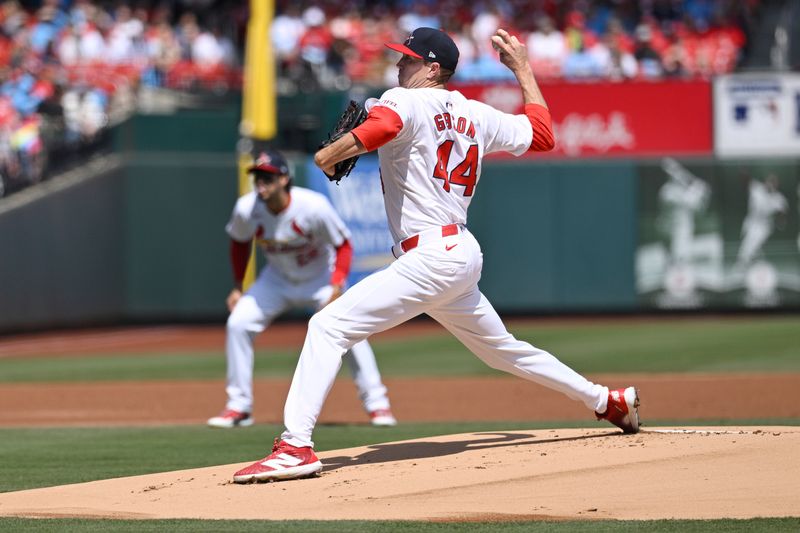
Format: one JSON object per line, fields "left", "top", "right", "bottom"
{"left": 330, "top": 239, "right": 353, "bottom": 286}
{"left": 230, "top": 239, "right": 251, "bottom": 286}
{"left": 525, "top": 103, "right": 555, "bottom": 152}
{"left": 352, "top": 106, "right": 403, "bottom": 151}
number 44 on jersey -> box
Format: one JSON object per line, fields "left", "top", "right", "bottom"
{"left": 432, "top": 112, "right": 479, "bottom": 197}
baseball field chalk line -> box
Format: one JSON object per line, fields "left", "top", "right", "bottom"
{"left": 642, "top": 428, "right": 774, "bottom": 435}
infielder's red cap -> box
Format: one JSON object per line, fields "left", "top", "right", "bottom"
{"left": 386, "top": 27, "right": 459, "bottom": 71}
{"left": 248, "top": 149, "right": 289, "bottom": 176}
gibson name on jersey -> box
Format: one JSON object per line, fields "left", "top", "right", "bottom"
{"left": 433, "top": 112, "right": 475, "bottom": 139}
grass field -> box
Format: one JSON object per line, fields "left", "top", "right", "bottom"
{"left": 1, "top": 315, "right": 798, "bottom": 531}
{"left": 1, "top": 316, "right": 798, "bottom": 382}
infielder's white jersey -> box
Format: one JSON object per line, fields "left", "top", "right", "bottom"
{"left": 226, "top": 187, "right": 349, "bottom": 283}
{"left": 371, "top": 87, "right": 534, "bottom": 242}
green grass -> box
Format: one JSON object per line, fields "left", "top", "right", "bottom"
{"left": 509, "top": 317, "right": 800, "bottom": 373}
{"left": 0, "top": 316, "right": 798, "bottom": 382}
{"left": 1, "top": 518, "right": 798, "bottom": 532}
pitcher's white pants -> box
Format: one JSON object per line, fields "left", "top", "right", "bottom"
{"left": 225, "top": 267, "right": 390, "bottom": 414}
{"left": 282, "top": 228, "right": 608, "bottom": 448}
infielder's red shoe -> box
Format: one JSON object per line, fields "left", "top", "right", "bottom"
{"left": 207, "top": 409, "right": 253, "bottom": 429}
{"left": 369, "top": 408, "right": 398, "bottom": 427}
{"left": 233, "top": 438, "right": 322, "bottom": 483}
{"left": 596, "top": 386, "right": 640, "bottom": 434}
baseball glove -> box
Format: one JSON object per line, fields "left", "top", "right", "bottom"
{"left": 318, "top": 100, "right": 367, "bottom": 184}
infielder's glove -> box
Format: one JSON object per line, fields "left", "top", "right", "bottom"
{"left": 318, "top": 100, "right": 367, "bottom": 184}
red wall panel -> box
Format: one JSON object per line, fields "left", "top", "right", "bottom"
{"left": 452, "top": 80, "right": 712, "bottom": 158}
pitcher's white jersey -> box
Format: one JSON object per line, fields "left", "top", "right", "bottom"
{"left": 371, "top": 87, "right": 535, "bottom": 242}
{"left": 226, "top": 187, "right": 349, "bottom": 283}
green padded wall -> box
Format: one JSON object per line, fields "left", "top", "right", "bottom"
{"left": 0, "top": 163, "right": 127, "bottom": 331}
{"left": 123, "top": 154, "right": 238, "bottom": 319}
{"left": 469, "top": 160, "right": 638, "bottom": 311}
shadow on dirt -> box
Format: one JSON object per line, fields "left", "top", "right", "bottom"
{"left": 322, "top": 430, "right": 619, "bottom": 472}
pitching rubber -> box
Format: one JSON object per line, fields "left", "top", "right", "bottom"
{"left": 625, "top": 386, "right": 641, "bottom": 433}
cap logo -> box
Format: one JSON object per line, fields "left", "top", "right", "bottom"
{"left": 428, "top": 51, "right": 436, "bottom": 59}
{"left": 405, "top": 34, "right": 414, "bottom": 45}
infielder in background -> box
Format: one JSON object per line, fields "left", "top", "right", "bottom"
{"left": 207, "top": 148, "right": 397, "bottom": 429}
{"left": 233, "top": 28, "right": 639, "bottom": 483}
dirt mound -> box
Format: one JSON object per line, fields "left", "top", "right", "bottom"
{"left": 0, "top": 427, "right": 797, "bottom": 521}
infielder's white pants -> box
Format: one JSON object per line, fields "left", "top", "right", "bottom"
{"left": 282, "top": 227, "right": 608, "bottom": 448}
{"left": 225, "top": 267, "right": 390, "bottom": 414}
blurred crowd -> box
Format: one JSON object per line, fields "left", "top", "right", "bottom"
{"left": 0, "top": 0, "right": 242, "bottom": 197}
{"left": 272, "top": 0, "right": 755, "bottom": 89}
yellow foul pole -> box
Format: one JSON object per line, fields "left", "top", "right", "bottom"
{"left": 238, "top": 0, "right": 276, "bottom": 290}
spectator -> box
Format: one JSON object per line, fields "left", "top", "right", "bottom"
{"left": 192, "top": 26, "right": 226, "bottom": 67}
{"left": 297, "top": 6, "right": 334, "bottom": 89}
{"left": 1, "top": 1, "right": 27, "bottom": 38}
{"left": 397, "top": 0, "right": 440, "bottom": 34}
{"left": 142, "top": 18, "right": 181, "bottom": 87}
{"left": 562, "top": 42, "right": 603, "bottom": 79}
{"left": 661, "top": 25, "right": 692, "bottom": 78}
{"left": 471, "top": 5, "right": 503, "bottom": 57}
{"left": 175, "top": 12, "right": 200, "bottom": 61}
{"left": 29, "top": 1, "right": 67, "bottom": 55}
{"left": 563, "top": 10, "right": 598, "bottom": 53}
{"left": 73, "top": 19, "right": 106, "bottom": 63}
{"left": 633, "top": 24, "right": 664, "bottom": 79}
{"left": 591, "top": 32, "right": 638, "bottom": 80}
{"left": 527, "top": 15, "right": 567, "bottom": 78}
{"left": 106, "top": 5, "right": 143, "bottom": 65}
{"left": 271, "top": 4, "right": 304, "bottom": 77}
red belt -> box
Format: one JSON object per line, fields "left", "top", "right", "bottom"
{"left": 400, "top": 224, "right": 459, "bottom": 253}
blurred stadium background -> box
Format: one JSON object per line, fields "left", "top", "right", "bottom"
{"left": 1, "top": 0, "right": 800, "bottom": 332}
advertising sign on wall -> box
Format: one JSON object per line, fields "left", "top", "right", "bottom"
{"left": 714, "top": 74, "right": 800, "bottom": 158}
{"left": 453, "top": 80, "right": 712, "bottom": 158}
{"left": 636, "top": 158, "right": 800, "bottom": 309}
{"left": 306, "top": 155, "right": 393, "bottom": 286}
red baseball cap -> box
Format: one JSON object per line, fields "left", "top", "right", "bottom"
{"left": 386, "top": 27, "right": 459, "bottom": 71}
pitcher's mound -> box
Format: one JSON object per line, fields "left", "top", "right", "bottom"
{"left": 1, "top": 427, "right": 797, "bottom": 521}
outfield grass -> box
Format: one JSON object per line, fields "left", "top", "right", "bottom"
{"left": 1, "top": 316, "right": 798, "bottom": 382}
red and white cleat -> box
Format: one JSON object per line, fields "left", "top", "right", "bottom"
{"left": 596, "top": 386, "right": 640, "bottom": 434}
{"left": 369, "top": 408, "right": 398, "bottom": 427}
{"left": 233, "top": 438, "right": 322, "bottom": 483}
{"left": 207, "top": 409, "right": 253, "bottom": 429}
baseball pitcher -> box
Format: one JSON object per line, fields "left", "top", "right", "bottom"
{"left": 207, "top": 148, "right": 396, "bottom": 429}
{"left": 233, "top": 28, "right": 639, "bottom": 483}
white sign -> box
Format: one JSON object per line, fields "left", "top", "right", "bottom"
{"left": 714, "top": 73, "right": 800, "bottom": 158}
